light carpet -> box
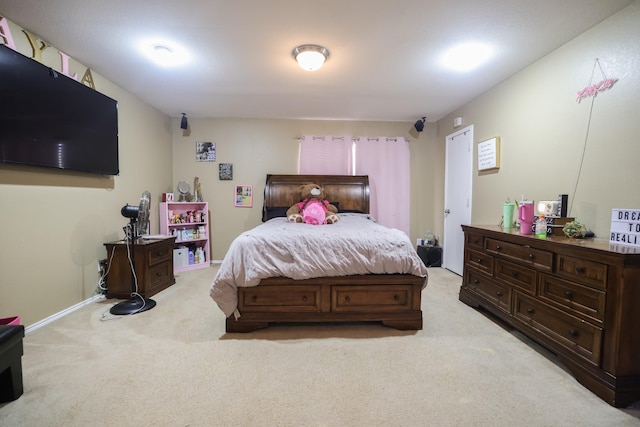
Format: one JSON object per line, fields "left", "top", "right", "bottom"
{"left": 1, "top": 266, "right": 639, "bottom": 426}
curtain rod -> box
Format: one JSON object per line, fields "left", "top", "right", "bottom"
{"left": 295, "top": 136, "right": 408, "bottom": 142}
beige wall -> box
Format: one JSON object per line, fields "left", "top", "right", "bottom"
{"left": 433, "top": 2, "right": 640, "bottom": 240}
{"left": 0, "top": 18, "right": 173, "bottom": 326}
{"left": 171, "top": 119, "right": 436, "bottom": 261}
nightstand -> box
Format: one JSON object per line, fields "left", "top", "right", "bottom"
{"left": 417, "top": 245, "right": 442, "bottom": 267}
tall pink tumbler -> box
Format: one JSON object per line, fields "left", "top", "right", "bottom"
{"left": 518, "top": 201, "right": 535, "bottom": 235}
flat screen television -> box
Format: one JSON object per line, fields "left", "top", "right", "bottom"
{"left": 0, "top": 44, "right": 119, "bottom": 175}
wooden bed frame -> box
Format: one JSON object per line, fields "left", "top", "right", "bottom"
{"left": 225, "top": 174, "right": 425, "bottom": 333}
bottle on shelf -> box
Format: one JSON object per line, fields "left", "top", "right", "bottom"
{"left": 535, "top": 215, "right": 547, "bottom": 238}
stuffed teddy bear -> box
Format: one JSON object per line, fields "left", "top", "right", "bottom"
{"left": 286, "top": 183, "right": 339, "bottom": 224}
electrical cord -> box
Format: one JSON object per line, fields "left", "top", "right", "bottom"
{"left": 94, "top": 245, "right": 116, "bottom": 296}
{"left": 98, "top": 225, "right": 148, "bottom": 320}
{"left": 125, "top": 222, "right": 147, "bottom": 315}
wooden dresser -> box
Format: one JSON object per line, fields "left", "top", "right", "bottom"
{"left": 459, "top": 224, "right": 640, "bottom": 407}
{"left": 104, "top": 237, "right": 176, "bottom": 299}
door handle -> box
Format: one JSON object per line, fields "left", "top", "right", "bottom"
{"left": 444, "top": 209, "right": 451, "bottom": 214}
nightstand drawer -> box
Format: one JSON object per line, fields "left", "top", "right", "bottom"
{"left": 539, "top": 274, "right": 605, "bottom": 324}
{"left": 556, "top": 255, "right": 607, "bottom": 290}
{"left": 464, "top": 269, "right": 511, "bottom": 314}
{"left": 147, "top": 242, "right": 173, "bottom": 266}
{"left": 514, "top": 292, "right": 602, "bottom": 365}
{"left": 495, "top": 259, "right": 536, "bottom": 294}
{"left": 486, "top": 238, "right": 553, "bottom": 271}
{"left": 148, "top": 262, "right": 173, "bottom": 292}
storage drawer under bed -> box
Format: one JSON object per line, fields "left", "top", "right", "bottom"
{"left": 238, "top": 285, "right": 322, "bottom": 313}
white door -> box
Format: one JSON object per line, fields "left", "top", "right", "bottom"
{"left": 443, "top": 125, "right": 473, "bottom": 276}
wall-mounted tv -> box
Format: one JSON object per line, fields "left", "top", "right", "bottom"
{"left": 0, "top": 44, "right": 119, "bottom": 175}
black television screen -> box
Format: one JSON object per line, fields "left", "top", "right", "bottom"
{"left": 0, "top": 44, "right": 119, "bottom": 175}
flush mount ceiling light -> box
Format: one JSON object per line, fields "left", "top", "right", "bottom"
{"left": 292, "top": 44, "right": 329, "bottom": 71}
{"left": 440, "top": 42, "right": 494, "bottom": 72}
{"left": 139, "top": 39, "right": 191, "bottom": 67}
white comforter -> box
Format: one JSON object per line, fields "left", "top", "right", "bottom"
{"left": 209, "top": 213, "right": 428, "bottom": 317}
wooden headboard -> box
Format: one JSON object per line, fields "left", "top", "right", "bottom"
{"left": 262, "top": 174, "right": 370, "bottom": 222}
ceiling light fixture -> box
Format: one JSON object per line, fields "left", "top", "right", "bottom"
{"left": 139, "top": 39, "right": 191, "bottom": 67}
{"left": 292, "top": 44, "right": 329, "bottom": 71}
{"left": 440, "top": 42, "right": 494, "bottom": 72}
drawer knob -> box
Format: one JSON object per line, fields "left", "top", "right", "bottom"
{"left": 575, "top": 267, "right": 586, "bottom": 274}
{"left": 302, "top": 296, "right": 308, "bottom": 302}
{"left": 345, "top": 296, "right": 351, "bottom": 303}
{"left": 473, "top": 279, "right": 479, "bottom": 284}
{"left": 495, "top": 245, "right": 502, "bottom": 250}
{"left": 512, "top": 272, "right": 520, "bottom": 278}
{"left": 568, "top": 330, "right": 578, "bottom": 338}
{"left": 527, "top": 308, "right": 535, "bottom": 314}
{"left": 564, "top": 291, "right": 573, "bottom": 299}
{"left": 251, "top": 296, "right": 257, "bottom": 303}
{"left": 476, "top": 258, "right": 482, "bottom": 264}
{"left": 496, "top": 291, "right": 502, "bottom": 297}
{"left": 528, "top": 254, "right": 534, "bottom": 260}
{"left": 394, "top": 294, "right": 400, "bottom": 301}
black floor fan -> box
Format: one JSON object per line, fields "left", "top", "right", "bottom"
{"left": 110, "top": 191, "right": 156, "bottom": 316}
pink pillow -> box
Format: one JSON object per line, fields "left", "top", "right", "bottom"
{"left": 303, "top": 202, "right": 326, "bottom": 225}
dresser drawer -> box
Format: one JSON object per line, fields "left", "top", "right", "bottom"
{"left": 332, "top": 285, "right": 413, "bottom": 312}
{"left": 464, "top": 269, "right": 511, "bottom": 314}
{"left": 495, "top": 259, "right": 537, "bottom": 294}
{"left": 556, "top": 255, "right": 607, "bottom": 290}
{"left": 239, "top": 285, "right": 321, "bottom": 312}
{"left": 465, "top": 248, "right": 494, "bottom": 275}
{"left": 539, "top": 274, "right": 605, "bottom": 324}
{"left": 486, "top": 238, "right": 553, "bottom": 271}
{"left": 465, "top": 232, "right": 484, "bottom": 250}
{"left": 513, "top": 292, "right": 602, "bottom": 365}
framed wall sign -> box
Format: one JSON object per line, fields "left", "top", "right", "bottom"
{"left": 477, "top": 137, "right": 500, "bottom": 171}
{"left": 610, "top": 209, "right": 640, "bottom": 247}
{"left": 235, "top": 185, "right": 253, "bottom": 207}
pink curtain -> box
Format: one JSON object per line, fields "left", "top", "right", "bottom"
{"left": 354, "top": 137, "right": 410, "bottom": 235}
{"left": 299, "top": 135, "right": 352, "bottom": 174}
{"left": 299, "top": 135, "right": 410, "bottom": 235}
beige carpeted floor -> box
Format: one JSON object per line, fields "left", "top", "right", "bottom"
{"left": 1, "top": 266, "right": 639, "bottom": 426}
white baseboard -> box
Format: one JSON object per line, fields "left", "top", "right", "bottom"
{"left": 25, "top": 295, "right": 105, "bottom": 335}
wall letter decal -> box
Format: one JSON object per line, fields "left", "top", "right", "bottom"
{"left": 58, "top": 50, "right": 79, "bottom": 81}
{"left": 22, "top": 30, "right": 51, "bottom": 62}
{"left": 0, "top": 16, "right": 17, "bottom": 49}
{"left": 80, "top": 68, "right": 96, "bottom": 89}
